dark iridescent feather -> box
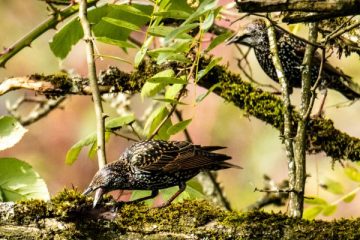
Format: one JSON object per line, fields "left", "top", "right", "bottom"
{"left": 83, "top": 140, "right": 241, "bottom": 208}
{"left": 227, "top": 19, "right": 360, "bottom": 100}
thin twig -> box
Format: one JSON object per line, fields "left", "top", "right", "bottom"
{"left": 7, "top": 96, "right": 66, "bottom": 126}
{"left": 111, "top": 131, "right": 139, "bottom": 142}
{"left": 79, "top": 0, "right": 107, "bottom": 168}
{"left": 129, "top": 122, "right": 143, "bottom": 141}
{"left": 304, "top": 48, "right": 325, "bottom": 119}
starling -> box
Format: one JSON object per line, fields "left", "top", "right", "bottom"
{"left": 226, "top": 19, "right": 360, "bottom": 100}
{"left": 83, "top": 140, "right": 241, "bottom": 208}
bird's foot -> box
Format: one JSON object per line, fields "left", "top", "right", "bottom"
{"left": 111, "top": 201, "right": 126, "bottom": 212}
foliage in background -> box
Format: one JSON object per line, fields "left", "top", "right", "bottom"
{"left": 0, "top": 116, "right": 49, "bottom": 201}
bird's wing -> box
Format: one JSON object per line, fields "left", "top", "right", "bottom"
{"left": 126, "top": 141, "right": 232, "bottom": 173}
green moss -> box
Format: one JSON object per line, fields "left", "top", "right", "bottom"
{"left": 5, "top": 189, "right": 360, "bottom": 239}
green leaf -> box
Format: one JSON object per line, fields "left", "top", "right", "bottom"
{"left": 303, "top": 206, "right": 323, "bottom": 220}
{"left": 110, "top": 4, "right": 151, "bottom": 18}
{"left": 147, "top": 77, "right": 188, "bottom": 84}
{"left": 304, "top": 196, "right": 328, "bottom": 205}
{"left": 201, "top": 11, "right": 214, "bottom": 31}
{"left": 167, "top": 119, "right": 192, "bottom": 135}
{"left": 157, "top": 52, "right": 191, "bottom": 64}
{"left": 141, "top": 69, "right": 175, "bottom": 99}
{"left": 105, "top": 114, "right": 135, "bottom": 130}
{"left": 144, "top": 106, "right": 172, "bottom": 140}
{"left": 93, "top": 4, "right": 152, "bottom": 42}
{"left": 165, "top": 23, "right": 199, "bottom": 42}
{"left": 182, "top": 0, "right": 218, "bottom": 26}
{"left": 141, "top": 82, "right": 166, "bottom": 99}
{"left": 344, "top": 166, "right": 360, "bottom": 182}
{"left": 96, "top": 36, "right": 137, "bottom": 48}
{"left": 343, "top": 192, "right": 356, "bottom": 203}
{"left": 49, "top": 20, "right": 83, "bottom": 59}
{"left": 322, "top": 204, "right": 337, "bottom": 216}
{"left": 0, "top": 116, "right": 27, "bottom": 151}
{"left": 165, "top": 84, "right": 184, "bottom": 99}
{"left": 206, "top": 31, "right": 233, "bottom": 52}
{"left": 49, "top": 5, "right": 109, "bottom": 59}
{"left": 88, "top": 132, "right": 111, "bottom": 159}
{"left": 0, "top": 158, "right": 49, "bottom": 201}
{"left": 103, "top": 17, "right": 142, "bottom": 32}
{"left": 153, "top": 98, "right": 187, "bottom": 105}
{"left": 196, "top": 57, "right": 221, "bottom": 82}
{"left": 322, "top": 179, "right": 344, "bottom": 195}
{"left": 154, "top": 10, "right": 191, "bottom": 19}
{"left": 148, "top": 26, "right": 191, "bottom": 39}
{"left": 196, "top": 82, "right": 221, "bottom": 102}
{"left": 66, "top": 132, "right": 97, "bottom": 165}
{"left": 134, "top": 36, "right": 154, "bottom": 67}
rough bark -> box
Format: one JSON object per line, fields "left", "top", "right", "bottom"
{"left": 235, "top": 0, "right": 360, "bottom": 23}
{"left": 1, "top": 191, "right": 360, "bottom": 240}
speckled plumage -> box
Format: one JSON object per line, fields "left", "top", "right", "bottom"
{"left": 227, "top": 19, "right": 360, "bottom": 100}
{"left": 83, "top": 140, "right": 241, "bottom": 208}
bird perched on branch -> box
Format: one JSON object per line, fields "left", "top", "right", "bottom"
{"left": 226, "top": 19, "right": 360, "bottom": 100}
{"left": 83, "top": 140, "right": 241, "bottom": 208}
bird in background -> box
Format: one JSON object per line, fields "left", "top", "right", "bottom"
{"left": 226, "top": 19, "right": 360, "bottom": 100}
{"left": 83, "top": 140, "right": 242, "bottom": 208}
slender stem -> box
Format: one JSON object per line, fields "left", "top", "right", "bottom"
{"left": 79, "top": 0, "right": 106, "bottom": 168}
{"left": 0, "top": 0, "right": 99, "bottom": 68}
{"left": 293, "top": 23, "right": 318, "bottom": 218}
{"left": 266, "top": 20, "right": 296, "bottom": 216}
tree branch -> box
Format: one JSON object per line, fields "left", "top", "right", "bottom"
{"left": 235, "top": 0, "right": 360, "bottom": 22}
{"left": 1, "top": 59, "right": 360, "bottom": 163}
{"left": 79, "top": 0, "right": 106, "bottom": 168}
{"left": 0, "top": 0, "right": 99, "bottom": 68}
{"left": 292, "top": 22, "right": 318, "bottom": 217}
{"left": 266, "top": 20, "right": 297, "bottom": 217}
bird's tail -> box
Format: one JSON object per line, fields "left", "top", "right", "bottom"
{"left": 328, "top": 74, "right": 360, "bottom": 100}
{"left": 322, "top": 63, "right": 360, "bottom": 100}
{"left": 198, "top": 146, "right": 243, "bottom": 170}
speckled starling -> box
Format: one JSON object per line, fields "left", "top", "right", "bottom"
{"left": 227, "top": 19, "right": 360, "bottom": 100}
{"left": 83, "top": 140, "right": 241, "bottom": 208}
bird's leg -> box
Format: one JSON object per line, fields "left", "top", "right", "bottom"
{"left": 115, "top": 189, "right": 159, "bottom": 206}
{"left": 111, "top": 189, "right": 159, "bottom": 211}
{"left": 128, "top": 189, "right": 159, "bottom": 204}
{"left": 156, "top": 182, "right": 186, "bottom": 208}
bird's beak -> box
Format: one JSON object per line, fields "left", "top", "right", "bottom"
{"left": 225, "top": 33, "right": 252, "bottom": 47}
{"left": 93, "top": 188, "right": 104, "bottom": 208}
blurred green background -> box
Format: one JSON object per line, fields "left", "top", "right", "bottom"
{"left": 1, "top": 0, "right": 360, "bottom": 219}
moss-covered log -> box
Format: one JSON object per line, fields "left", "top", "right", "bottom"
{"left": 0, "top": 190, "right": 359, "bottom": 239}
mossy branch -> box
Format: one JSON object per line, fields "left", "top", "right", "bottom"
{"left": 1, "top": 190, "right": 360, "bottom": 239}
{"left": 1, "top": 59, "right": 360, "bottom": 163}
{"left": 0, "top": 0, "right": 99, "bottom": 68}
{"left": 235, "top": 0, "right": 360, "bottom": 22}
